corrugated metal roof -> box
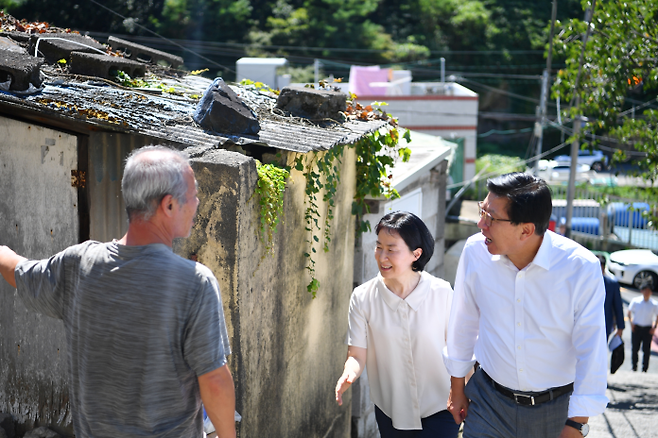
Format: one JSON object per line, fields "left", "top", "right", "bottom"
{"left": 0, "top": 72, "right": 386, "bottom": 153}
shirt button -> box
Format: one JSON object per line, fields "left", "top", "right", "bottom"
{"left": 518, "top": 346, "right": 521, "bottom": 350}
{"left": 520, "top": 369, "right": 524, "bottom": 372}
{"left": 517, "top": 299, "right": 521, "bottom": 302}
{"left": 517, "top": 322, "right": 521, "bottom": 326}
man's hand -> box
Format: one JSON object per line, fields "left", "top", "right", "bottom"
{"left": 558, "top": 425, "right": 584, "bottom": 438}
{"left": 335, "top": 369, "right": 356, "bottom": 406}
{"left": 0, "top": 246, "right": 26, "bottom": 288}
{"left": 616, "top": 328, "right": 623, "bottom": 337}
{"left": 447, "top": 377, "right": 469, "bottom": 425}
{"left": 558, "top": 417, "right": 588, "bottom": 438}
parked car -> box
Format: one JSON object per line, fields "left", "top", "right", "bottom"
{"left": 608, "top": 249, "right": 658, "bottom": 289}
{"left": 537, "top": 160, "right": 592, "bottom": 183}
{"left": 554, "top": 149, "right": 608, "bottom": 172}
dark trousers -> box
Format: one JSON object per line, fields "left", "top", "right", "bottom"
{"left": 462, "top": 368, "right": 570, "bottom": 438}
{"left": 375, "top": 405, "right": 460, "bottom": 438}
{"left": 632, "top": 325, "right": 653, "bottom": 371}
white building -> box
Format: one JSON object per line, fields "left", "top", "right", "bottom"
{"left": 351, "top": 71, "right": 478, "bottom": 183}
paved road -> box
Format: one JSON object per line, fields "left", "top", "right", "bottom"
{"left": 588, "top": 286, "right": 658, "bottom": 437}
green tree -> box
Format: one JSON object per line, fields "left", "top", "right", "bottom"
{"left": 159, "top": 0, "right": 253, "bottom": 42}
{"left": 248, "top": 0, "right": 398, "bottom": 63}
{"left": 553, "top": 0, "right": 658, "bottom": 185}
{"left": 0, "top": 0, "right": 166, "bottom": 34}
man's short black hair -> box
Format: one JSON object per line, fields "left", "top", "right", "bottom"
{"left": 375, "top": 211, "right": 434, "bottom": 272}
{"left": 487, "top": 172, "right": 553, "bottom": 236}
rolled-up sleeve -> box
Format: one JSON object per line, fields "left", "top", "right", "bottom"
{"left": 442, "top": 245, "right": 478, "bottom": 378}
{"left": 569, "top": 262, "right": 609, "bottom": 417}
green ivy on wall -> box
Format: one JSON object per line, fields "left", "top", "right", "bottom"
{"left": 253, "top": 160, "right": 290, "bottom": 255}
{"left": 253, "top": 98, "right": 412, "bottom": 297}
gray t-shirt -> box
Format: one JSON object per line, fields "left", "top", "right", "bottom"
{"left": 15, "top": 240, "right": 230, "bottom": 438}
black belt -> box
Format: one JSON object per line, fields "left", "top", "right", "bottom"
{"left": 480, "top": 369, "right": 573, "bottom": 407}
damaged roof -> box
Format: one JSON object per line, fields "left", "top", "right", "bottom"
{"left": 0, "top": 14, "right": 386, "bottom": 154}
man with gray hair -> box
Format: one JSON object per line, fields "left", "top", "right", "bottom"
{"left": 0, "top": 145, "right": 236, "bottom": 438}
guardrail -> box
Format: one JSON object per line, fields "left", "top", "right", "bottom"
{"left": 550, "top": 185, "right": 657, "bottom": 251}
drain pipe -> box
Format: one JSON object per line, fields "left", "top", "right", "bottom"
{"left": 441, "top": 58, "right": 445, "bottom": 84}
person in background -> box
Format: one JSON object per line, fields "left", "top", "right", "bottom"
{"left": 628, "top": 280, "right": 658, "bottom": 372}
{"left": 0, "top": 145, "right": 236, "bottom": 438}
{"left": 599, "top": 255, "right": 625, "bottom": 340}
{"left": 335, "top": 211, "right": 460, "bottom": 438}
{"left": 443, "top": 172, "right": 608, "bottom": 438}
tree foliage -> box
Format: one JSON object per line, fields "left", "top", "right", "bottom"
{"left": 553, "top": 0, "right": 658, "bottom": 186}
{"left": 0, "top": 0, "right": 583, "bottom": 65}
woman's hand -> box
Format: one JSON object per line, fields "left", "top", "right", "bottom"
{"left": 335, "top": 346, "right": 366, "bottom": 406}
{"left": 335, "top": 370, "right": 357, "bottom": 406}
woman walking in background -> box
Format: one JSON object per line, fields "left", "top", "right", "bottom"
{"left": 335, "top": 211, "right": 459, "bottom": 438}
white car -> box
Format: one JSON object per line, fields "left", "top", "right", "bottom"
{"left": 536, "top": 160, "right": 592, "bottom": 183}
{"left": 554, "top": 149, "right": 608, "bottom": 172}
{"left": 608, "top": 249, "right": 658, "bottom": 289}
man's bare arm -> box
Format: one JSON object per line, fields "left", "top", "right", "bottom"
{"left": 0, "top": 246, "right": 26, "bottom": 288}
{"left": 198, "top": 364, "right": 236, "bottom": 438}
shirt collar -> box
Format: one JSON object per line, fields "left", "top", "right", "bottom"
{"left": 378, "top": 272, "right": 429, "bottom": 311}
{"left": 487, "top": 231, "right": 552, "bottom": 272}
{"left": 530, "top": 230, "right": 553, "bottom": 271}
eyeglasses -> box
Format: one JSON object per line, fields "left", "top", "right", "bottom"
{"left": 478, "top": 202, "right": 513, "bottom": 227}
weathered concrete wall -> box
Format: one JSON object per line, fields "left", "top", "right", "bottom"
{"left": 176, "top": 147, "right": 357, "bottom": 438}
{"left": 2, "top": 123, "right": 356, "bottom": 437}
{"left": 0, "top": 118, "right": 78, "bottom": 435}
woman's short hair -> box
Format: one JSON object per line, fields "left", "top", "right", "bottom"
{"left": 375, "top": 211, "right": 434, "bottom": 272}
{"left": 487, "top": 172, "right": 552, "bottom": 236}
{"left": 122, "top": 145, "right": 190, "bottom": 221}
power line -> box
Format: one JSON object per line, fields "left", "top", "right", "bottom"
{"left": 85, "top": 0, "right": 235, "bottom": 73}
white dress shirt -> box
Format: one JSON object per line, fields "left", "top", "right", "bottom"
{"left": 442, "top": 231, "right": 609, "bottom": 418}
{"left": 347, "top": 271, "right": 453, "bottom": 430}
{"left": 628, "top": 297, "right": 658, "bottom": 326}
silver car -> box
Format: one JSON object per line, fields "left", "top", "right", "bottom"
{"left": 608, "top": 249, "right": 658, "bottom": 289}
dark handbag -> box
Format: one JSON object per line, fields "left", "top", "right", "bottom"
{"left": 610, "top": 339, "right": 625, "bottom": 374}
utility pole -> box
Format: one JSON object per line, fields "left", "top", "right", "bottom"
{"left": 565, "top": 113, "right": 581, "bottom": 238}
{"left": 565, "top": 0, "right": 596, "bottom": 238}
{"left": 533, "top": 0, "right": 557, "bottom": 174}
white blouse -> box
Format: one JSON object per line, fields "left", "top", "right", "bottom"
{"left": 347, "top": 271, "right": 453, "bottom": 430}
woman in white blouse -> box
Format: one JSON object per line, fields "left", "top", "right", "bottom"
{"left": 335, "top": 211, "right": 459, "bottom": 438}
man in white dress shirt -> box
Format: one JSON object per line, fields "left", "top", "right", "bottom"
{"left": 442, "top": 173, "right": 608, "bottom": 438}
{"left": 627, "top": 280, "right": 658, "bottom": 372}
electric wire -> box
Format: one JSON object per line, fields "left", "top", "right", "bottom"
{"left": 86, "top": 0, "right": 235, "bottom": 73}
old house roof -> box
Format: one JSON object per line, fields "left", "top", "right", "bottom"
{"left": 0, "top": 17, "right": 386, "bottom": 154}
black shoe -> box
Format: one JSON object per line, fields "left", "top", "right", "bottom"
{"left": 633, "top": 367, "right": 638, "bottom": 371}
{"left": 643, "top": 369, "right": 648, "bottom": 372}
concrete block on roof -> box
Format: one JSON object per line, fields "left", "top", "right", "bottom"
{"left": 193, "top": 77, "right": 260, "bottom": 136}
{"left": 31, "top": 33, "right": 105, "bottom": 63}
{"left": 276, "top": 85, "right": 347, "bottom": 122}
{"left": 108, "top": 36, "right": 183, "bottom": 68}
{"left": 69, "top": 51, "right": 146, "bottom": 79}
{"left": 0, "top": 35, "right": 27, "bottom": 53}
{"left": 2, "top": 31, "right": 31, "bottom": 45}
{"left": 0, "top": 46, "right": 44, "bottom": 91}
